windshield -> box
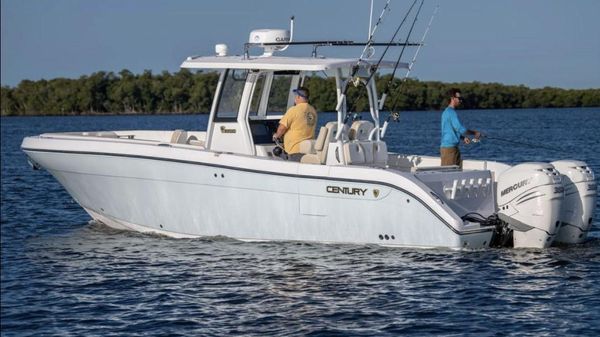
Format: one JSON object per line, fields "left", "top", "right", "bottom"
{"left": 267, "top": 74, "right": 293, "bottom": 114}
{"left": 249, "top": 72, "right": 297, "bottom": 118}
{"left": 215, "top": 69, "right": 247, "bottom": 120}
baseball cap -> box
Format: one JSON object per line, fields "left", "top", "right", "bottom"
{"left": 293, "top": 87, "right": 309, "bottom": 99}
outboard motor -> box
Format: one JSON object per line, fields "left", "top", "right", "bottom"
{"left": 495, "top": 163, "right": 564, "bottom": 248}
{"left": 551, "top": 160, "right": 597, "bottom": 244}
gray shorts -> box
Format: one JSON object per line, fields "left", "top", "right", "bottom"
{"left": 287, "top": 153, "right": 304, "bottom": 162}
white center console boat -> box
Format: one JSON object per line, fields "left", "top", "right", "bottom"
{"left": 22, "top": 28, "right": 597, "bottom": 249}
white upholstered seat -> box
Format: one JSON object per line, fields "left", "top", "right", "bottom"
{"left": 300, "top": 122, "right": 348, "bottom": 164}
{"left": 170, "top": 129, "right": 188, "bottom": 144}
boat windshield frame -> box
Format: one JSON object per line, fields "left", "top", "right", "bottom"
{"left": 214, "top": 69, "right": 248, "bottom": 122}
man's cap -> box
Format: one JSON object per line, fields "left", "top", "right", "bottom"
{"left": 293, "top": 87, "right": 309, "bottom": 99}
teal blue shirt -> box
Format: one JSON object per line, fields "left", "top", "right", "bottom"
{"left": 441, "top": 106, "right": 467, "bottom": 148}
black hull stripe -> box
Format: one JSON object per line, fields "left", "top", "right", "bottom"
{"left": 22, "top": 147, "right": 494, "bottom": 236}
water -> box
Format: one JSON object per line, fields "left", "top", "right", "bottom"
{"left": 2, "top": 108, "right": 600, "bottom": 336}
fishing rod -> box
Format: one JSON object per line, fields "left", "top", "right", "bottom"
{"left": 378, "top": 0, "right": 424, "bottom": 97}
{"left": 377, "top": 0, "right": 424, "bottom": 139}
{"left": 362, "top": 0, "right": 420, "bottom": 87}
{"left": 332, "top": 0, "right": 391, "bottom": 139}
{"left": 380, "top": 2, "right": 438, "bottom": 139}
{"left": 337, "top": 0, "right": 419, "bottom": 123}
{"left": 349, "top": 0, "right": 423, "bottom": 134}
{"left": 483, "top": 135, "right": 576, "bottom": 155}
{"left": 357, "top": 0, "right": 392, "bottom": 67}
{"left": 379, "top": 2, "right": 437, "bottom": 111}
{"left": 368, "top": 0, "right": 375, "bottom": 39}
{"left": 461, "top": 137, "right": 483, "bottom": 154}
{"left": 337, "top": 0, "right": 421, "bottom": 111}
{"left": 402, "top": 5, "right": 438, "bottom": 88}
{"left": 333, "top": 0, "right": 392, "bottom": 105}
{"left": 456, "top": 134, "right": 577, "bottom": 156}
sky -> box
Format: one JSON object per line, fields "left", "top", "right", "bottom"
{"left": 1, "top": 0, "right": 599, "bottom": 89}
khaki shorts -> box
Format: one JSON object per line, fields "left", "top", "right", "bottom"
{"left": 440, "top": 147, "right": 462, "bottom": 167}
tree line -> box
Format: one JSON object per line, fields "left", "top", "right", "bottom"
{"left": 1, "top": 69, "right": 599, "bottom": 116}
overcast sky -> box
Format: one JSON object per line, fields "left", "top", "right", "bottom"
{"left": 2, "top": 0, "right": 599, "bottom": 88}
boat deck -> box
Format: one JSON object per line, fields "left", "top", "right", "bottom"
{"left": 35, "top": 129, "right": 509, "bottom": 177}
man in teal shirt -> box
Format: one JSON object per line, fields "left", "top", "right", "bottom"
{"left": 440, "top": 88, "right": 480, "bottom": 167}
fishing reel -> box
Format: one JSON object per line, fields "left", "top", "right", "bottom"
{"left": 351, "top": 76, "right": 363, "bottom": 87}
{"left": 470, "top": 132, "right": 486, "bottom": 143}
{"left": 344, "top": 112, "right": 363, "bottom": 124}
{"left": 388, "top": 111, "right": 400, "bottom": 122}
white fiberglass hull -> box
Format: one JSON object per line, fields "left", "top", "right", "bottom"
{"left": 22, "top": 134, "right": 493, "bottom": 249}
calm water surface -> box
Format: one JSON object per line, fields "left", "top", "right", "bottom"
{"left": 2, "top": 108, "right": 600, "bottom": 336}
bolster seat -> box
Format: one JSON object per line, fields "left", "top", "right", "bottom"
{"left": 347, "top": 121, "right": 388, "bottom": 166}
{"left": 300, "top": 122, "right": 348, "bottom": 164}
{"left": 343, "top": 142, "right": 366, "bottom": 164}
{"left": 349, "top": 120, "right": 375, "bottom": 141}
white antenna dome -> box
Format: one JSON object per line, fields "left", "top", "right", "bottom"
{"left": 248, "top": 29, "right": 290, "bottom": 56}
{"left": 215, "top": 44, "right": 228, "bottom": 56}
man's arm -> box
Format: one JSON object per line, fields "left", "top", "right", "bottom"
{"left": 450, "top": 110, "right": 467, "bottom": 137}
{"left": 461, "top": 130, "right": 480, "bottom": 144}
{"left": 273, "top": 123, "right": 288, "bottom": 141}
{"left": 273, "top": 108, "right": 293, "bottom": 141}
{"left": 450, "top": 111, "right": 480, "bottom": 143}
{"left": 464, "top": 129, "right": 481, "bottom": 138}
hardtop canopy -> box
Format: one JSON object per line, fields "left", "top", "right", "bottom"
{"left": 181, "top": 55, "right": 408, "bottom": 72}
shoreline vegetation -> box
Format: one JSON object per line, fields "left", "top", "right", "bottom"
{"left": 1, "top": 69, "right": 599, "bottom": 116}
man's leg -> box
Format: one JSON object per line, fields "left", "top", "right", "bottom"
{"left": 288, "top": 153, "right": 304, "bottom": 162}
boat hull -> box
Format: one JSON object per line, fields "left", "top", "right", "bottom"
{"left": 22, "top": 136, "right": 493, "bottom": 249}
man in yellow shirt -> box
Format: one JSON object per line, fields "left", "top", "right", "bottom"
{"left": 273, "top": 87, "right": 318, "bottom": 161}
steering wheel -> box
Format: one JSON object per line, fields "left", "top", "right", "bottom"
{"left": 272, "top": 137, "right": 286, "bottom": 158}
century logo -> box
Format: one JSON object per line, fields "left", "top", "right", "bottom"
{"left": 501, "top": 178, "right": 532, "bottom": 197}
{"left": 220, "top": 126, "right": 236, "bottom": 134}
{"left": 326, "top": 186, "right": 367, "bottom": 196}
